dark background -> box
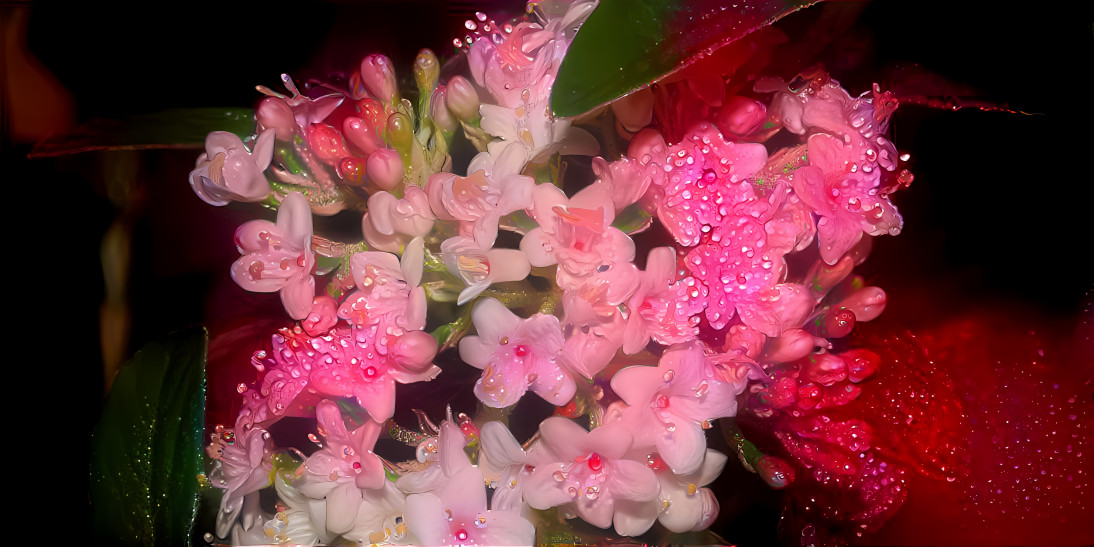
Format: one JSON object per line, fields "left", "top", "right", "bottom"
{"left": 5, "top": 0, "right": 1091, "bottom": 545}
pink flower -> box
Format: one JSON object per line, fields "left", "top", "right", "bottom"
{"left": 655, "top": 123, "right": 768, "bottom": 247}
{"left": 230, "top": 192, "right": 315, "bottom": 320}
{"left": 794, "top": 133, "right": 903, "bottom": 264}
{"left": 622, "top": 247, "right": 701, "bottom": 354}
{"left": 360, "top": 185, "right": 435, "bottom": 253}
{"left": 649, "top": 450, "right": 726, "bottom": 533}
{"left": 560, "top": 274, "right": 633, "bottom": 379}
{"left": 522, "top": 418, "right": 660, "bottom": 534}
{"left": 439, "top": 235, "right": 531, "bottom": 305}
{"left": 208, "top": 416, "right": 274, "bottom": 538}
{"left": 338, "top": 240, "right": 427, "bottom": 333}
{"left": 520, "top": 182, "right": 636, "bottom": 290}
{"left": 610, "top": 341, "right": 745, "bottom": 474}
{"left": 295, "top": 400, "right": 386, "bottom": 535}
{"left": 459, "top": 298, "right": 573, "bottom": 408}
{"left": 190, "top": 130, "right": 274, "bottom": 206}
{"left": 426, "top": 147, "right": 534, "bottom": 248}
{"left": 404, "top": 466, "right": 535, "bottom": 546}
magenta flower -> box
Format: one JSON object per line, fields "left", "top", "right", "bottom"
{"left": 610, "top": 341, "right": 745, "bottom": 474}
{"left": 189, "top": 130, "right": 274, "bottom": 206}
{"left": 655, "top": 123, "right": 768, "bottom": 247}
{"left": 230, "top": 192, "right": 315, "bottom": 320}
{"left": 794, "top": 133, "right": 903, "bottom": 264}
{"left": 295, "top": 400, "right": 386, "bottom": 535}
{"left": 522, "top": 418, "right": 660, "bottom": 534}
{"left": 459, "top": 298, "right": 573, "bottom": 408}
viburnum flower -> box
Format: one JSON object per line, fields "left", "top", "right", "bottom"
{"left": 189, "top": 130, "right": 274, "bottom": 206}
{"left": 459, "top": 298, "right": 573, "bottom": 408}
{"left": 263, "top": 474, "right": 328, "bottom": 545}
{"left": 208, "top": 416, "right": 274, "bottom": 539}
{"left": 230, "top": 191, "right": 315, "bottom": 320}
{"left": 439, "top": 235, "right": 531, "bottom": 305}
{"left": 622, "top": 247, "right": 701, "bottom": 355}
{"left": 425, "top": 147, "right": 534, "bottom": 248}
{"left": 610, "top": 341, "right": 746, "bottom": 474}
{"left": 404, "top": 466, "right": 535, "bottom": 546}
{"left": 648, "top": 449, "right": 726, "bottom": 533}
{"left": 560, "top": 273, "right": 633, "bottom": 379}
{"left": 520, "top": 181, "right": 636, "bottom": 290}
{"left": 360, "top": 185, "right": 436, "bottom": 253}
{"left": 478, "top": 421, "right": 536, "bottom": 512}
{"left": 338, "top": 238, "right": 427, "bottom": 334}
{"left": 794, "top": 132, "right": 903, "bottom": 264}
{"left": 522, "top": 418, "right": 660, "bottom": 535}
{"left": 295, "top": 400, "right": 387, "bottom": 535}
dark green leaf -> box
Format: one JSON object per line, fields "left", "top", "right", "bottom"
{"left": 551, "top": 0, "right": 821, "bottom": 118}
{"left": 91, "top": 327, "right": 208, "bottom": 546}
{"left": 29, "top": 108, "right": 255, "bottom": 158}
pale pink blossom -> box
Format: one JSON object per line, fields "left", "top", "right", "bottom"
{"left": 209, "top": 416, "right": 274, "bottom": 538}
{"left": 590, "top": 156, "right": 659, "bottom": 212}
{"left": 190, "top": 130, "right": 274, "bottom": 206}
{"left": 459, "top": 298, "right": 573, "bottom": 408}
{"left": 560, "top": 273, "right": 634, "bottom": 379}
{"left": 522, "top": 418, "right": 660, "bottom": 535}
{"left": 230, "top": 192, "right": 315, "bottom": 320}
{"left": 404, "top": 466, "right": 535, "bottom": 546}
{"left": 426, "top": 147, "right": 534, "bottom": 248}
{"left": 639, "top": 450, "right": 726, "bottom": 533}
{"left": 610, "top": 341, "right": 745, "bottom": 474}
{"left": 361, "top": 186, "right": 435, "bottom": 253}
{"left": 295, "top": 400, "right": 387, "bottom": 535}
{"left": 440, "top": 235, "right": 531, "bottom": 305}
{"left": 520, "top": 182, "right": 636, "bottom": 291}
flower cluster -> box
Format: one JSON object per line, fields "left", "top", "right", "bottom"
{"left": 194, "top": 1, "right": 915, "bottom": 544}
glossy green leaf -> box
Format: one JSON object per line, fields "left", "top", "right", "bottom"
{"left": 90, "top": 327, "right": 208, "bottom": 546}
{"left": 29, "top": 108, "right": 255, "bottom": 158}
{"left": 551, "top": 0, "right": 821, "bottom": 118}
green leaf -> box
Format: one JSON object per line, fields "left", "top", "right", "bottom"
{"left": 551, "top": 0, "right": 821, "bottom": 118}
{"left": 91, "top": 327, "right": 208, "bottom": 546}
{"left": 29, "top": 108, "right": 255, "bottom": 158}
{"left": 611, "top": 202, "right": 654, "bottom": 235}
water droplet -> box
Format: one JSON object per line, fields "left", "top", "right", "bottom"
{"left": 585, "top": 486, "right": 600, "bottom": 500}
{"left": 663, "top": 370, "right": 675, "bottom": 383}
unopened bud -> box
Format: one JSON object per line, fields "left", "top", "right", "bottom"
{"left": 414, "top": 49, "right": 439, "bottom": 95}
{"left": 446, "top": 75, "right": 480, "bottom": 121}
{"left": 360, "top": 54, "right": 398, "bottom": 103}
{"left": 256, "top": 97, "right": 297, "bottom": 140}
{"left": 366, "top": 148, "right": 404, "bottom": 190}
{"left": 430, "top": 86, "right": 458, "bottom": 133}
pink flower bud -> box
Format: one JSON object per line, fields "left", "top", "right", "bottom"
{"left": 302, "top": 295, "right": 338, "bottom": 336}
{"left": 842, "top": 348, "right": 881, "bottom": 383}
{"left": 393, "top": 330, "right": 438, "bottom": 372}
{"left": 430, "top": 85, "right": 457, "bottom": 132}
{"left": 343, "top": 116, "right": 381, "bottom": 156}
{"left": 837, "top": 286, "right": 887, "bottom": 322}
{"left": 306, "top": 123, "right": 348, "bottom": 166}
{"left": 256, "top": 97, "right": 297, "bottom": 140}
{"left": 724, "top": 324, "right": 765, "bottom": 360}
{"left": 360, "top": 54, "right": 398, "bottom": 103}
{"left": 761, "top": 328, "right": 815, "bottom": 363}
{"left": 445, "top": 75, "right": 480, "bottom": 121}
{"left": 366, "top": 148, "right": 404, "bottom": 190}
{"left": 714, "top": 96, "right": 767, "bottom": 137}
{"left": 338, "top": 156, "right": 367, "bottom": 186}
{"left": 799, "top": 352, "right": 848, "bottom": 386}
{"left": 610, "top": 87, "right": 653, "bottom": 131}
{"left": 627, "top": 128, "right": 668, "bottom": 167}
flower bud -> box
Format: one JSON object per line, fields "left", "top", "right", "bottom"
{"left": 360, "top": 54, "right": 398, "bottom": 103}
{"left": 799, "top": 352, "right": 848, "bottom": 386}
{"left": 343, "top": 116, "right": 381, "bottom": 156}
{"left": 366, "top": 148, "right": 404, "bottom": 190}
{"left": 610, "top": 87, "right": 653, "bottom": 132}
{"left": 256, "top": 97, "right": 297, "bottom": 140}
{"left": 761, "top": 328, "right": 815, "bottom": 363}
{"left": 414, "top": 49, "right": 439, "bottom": 96}
{"left": 393, "top": 330, "right": 439, "bottom": 372}
{"left": 445, "top": 75, "right": 480, "bottom": 121}
{"left": 837, "top": 286, "right": 887, "bottom": 322}
{"left": 306, "top": 123, "right": 348, "bottom": 166}
{"left": 714, "top": 96, "right": 767, "bottom": 138}
{"left": 430, "top": 86, "right": 458, "bottom": 133}
{"left": 302, "top": 295, "right": 338, "bottom": 336}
